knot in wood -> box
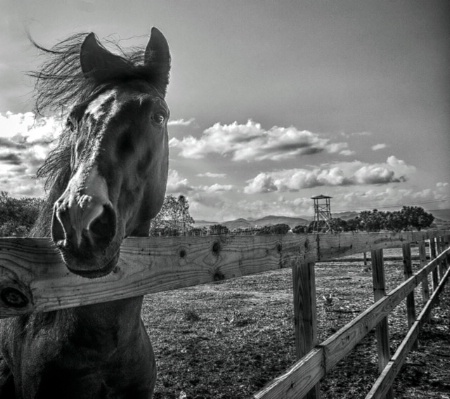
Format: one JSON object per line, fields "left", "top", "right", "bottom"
{"left": 1, "top": 287, "right": 29, "bottom": 308}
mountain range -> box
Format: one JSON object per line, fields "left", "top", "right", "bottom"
{"left": 194, "top": 209, "right": 450, "bottom": 230}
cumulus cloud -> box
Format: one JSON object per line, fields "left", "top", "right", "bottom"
{"left": 0, "top": 112, "right": 63, "bottom": 197}
{"left": 200, "top": 184, "right": 234, "bottom": 193}
{"left": 166, "top": 170, "right": 233, "bottom": 195}
{"left": 244, "top": 157, "right": 415, "bottom": 194}
{"left": 168, "top": 118, "right": 195, "bottom": 127}
{"left": 166, "top": 169, "right": 194, "bottom": 194}
{"left": 340, "top": 131, "right": 372, "bottom": 138}
{"left": 244, "top": 173, "right": 278, "bottom": 194}
{"left": 197, "top": 172, "right": 227, "bottom": 178}
{"left": 372, "top": 143, "right": 387, "bottom": 151}
{"left": 169, "top": 120, "right": 351, "bottom": 161}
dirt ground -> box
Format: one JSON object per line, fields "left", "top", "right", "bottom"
{"left": 142, "top": 248, "right": 450, "bottom": 399}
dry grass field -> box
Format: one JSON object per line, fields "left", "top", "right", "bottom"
{"left": 142, "top": 246, "right": 450, "bottom": 399}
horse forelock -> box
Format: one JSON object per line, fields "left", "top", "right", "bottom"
{"left": 29, "top": 34, "right": 168, "bottom": 117}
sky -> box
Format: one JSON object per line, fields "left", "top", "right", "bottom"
{"left": 1, "top": 0, "right": 449, "bottom": 222}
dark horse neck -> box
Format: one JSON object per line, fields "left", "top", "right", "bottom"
{"left": 28, "top": 296, "right": 145, "bottom": 352}
{"left": 72, "top": 295, "right": 144, "bottom": 336}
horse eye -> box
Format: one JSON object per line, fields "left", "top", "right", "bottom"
{"left": 152, "top": 112, "right": 166, "bottom": 126}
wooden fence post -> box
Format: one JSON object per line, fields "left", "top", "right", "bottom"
{"left": 429, "top": 238, "right": 439, "bottom": 290}
{"left": 418, "top": 241, "right": 430, "bottom": 323}
{"left": 292, "top": 260, "right": 320, "bottom": 399}
{"left": 445, "top": 235, "right": 450, "bottom": 271}
{"left": 371, "top": 249, "right": 394, "bottom": 399}
{"left": 429, "top": 238, "right": 439, "bottom": 306}
{"left": 437, "top": 237, "right": 446, "bottom": 278}
{"left": 402, "top": 243, "right": 417, "bottom": 350}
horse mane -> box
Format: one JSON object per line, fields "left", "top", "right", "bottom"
{"left": 29, "top": 33, "right": 164, "bottom": 237}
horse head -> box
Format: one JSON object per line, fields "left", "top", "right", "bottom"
{"left": 51, "top": 28, "right": 170, "bottom": 278}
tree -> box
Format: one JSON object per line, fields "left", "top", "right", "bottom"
{"left": 0, "top": 192, "right": 44, "bottom": 237}
{"left": 400, "top": 206, "right": 434, "bottom": 231}
{"left": 346, "top": 217, "right": 362, "bottom": 232}
{"left": 329, "top": 218, "right": 348, "bottom": 232}
{"left": 359, "top": 209, "right": 385, "bottom": 232}
{"left": 383, "top": 211, "right": 407, "bottom": 232}
{"left": 292, "top": 225, "right": 307, "bottom": 234}
{"left": 257, "top": 224, "right": 290, "bottom": 235}
{"left": 208, "top": 224, "right": 229, "bottom": 235}
{"left": 149, "top": 195, "right": 195, "bottom": 235}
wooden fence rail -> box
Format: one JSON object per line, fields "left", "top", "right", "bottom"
{"left": 254, "top": 243, "right": 450, "bottom": 399}
{"left": 0, "top": 229, "right": 449, "bottom": 398}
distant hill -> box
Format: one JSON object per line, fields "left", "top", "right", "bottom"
{"left": 331, "top": 211, "right": 359, "bottom": 221}
{"left": 194, "top": 220, "right": 218, "bottom": 227}
{"left": 251, "top": 215, "right": 309, "bottom": 228}
{"left": 194, "top": 215, "right": 309, "bottom": 230}
{"left": 193, "top": 209, "right": 450, "bottom": 230}
{"left": 429, "top": 209, "right": 450, "bottom": 221}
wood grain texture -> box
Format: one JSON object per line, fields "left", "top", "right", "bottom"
{"left": 429, "top": 238, "right": 439, "bottom": 293}
{"left": 254, "top": 348, "right": 324, "bottom": 399}
{"left": 418, "top": 241, "right": 430, "bottom": 323}
{"left": 402, "top": 243, "right": 416, "bottom": 335}
{"left": 0, "top": 231, "right": 448, "bottom": 318}
{"left": 292, "top": 260, "right": 320, "bottom": 398}
{"left": 366, "top": 264, "right": 450, "bottom": 399}
{"left": 321, "top": 248, "right": 447, "bottom": 371}
{"left": 370, "top": 249, "right": 393, "bottom": 399}
{"left": 255, "top": 249, "right": 449, "bottom": 399}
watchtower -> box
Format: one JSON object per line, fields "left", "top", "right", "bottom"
{"left": 311, "top": 195, "right": 333, "bottom": 232}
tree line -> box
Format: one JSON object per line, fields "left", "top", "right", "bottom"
{"left": 0, "top": 192, "right": 436, "bottom": 237}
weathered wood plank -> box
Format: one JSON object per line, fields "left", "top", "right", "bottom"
{"left": 370, "top": 249, "right": 393, "bottom": 399}
{"left": 402, "top": 242, "right": 416, "bottom": 350}
{"left": 254, "top": 348, "right": 324, "bottom": 399}
{"left": 321, "top": 248, "right": 447, "bottom": 371}
{"left": 429, "top": 238, "right": 439, "bottom": 294}
{"left": 0, "top": 232, "right": 448, "bottom": 317}
{"left": 418, "top": 241, "right": 430, "bottom": 322}
{"left": 292, "top": 259, "right": 320, "bottom": 398}
{"left": 254, "top": 247, "right": 449, "bottom": 399}
{"left": 0, "top": 235, "right": 305, "bottom": 317}
{"left": 366, "top": 263, "right": 450, "bottom": 399}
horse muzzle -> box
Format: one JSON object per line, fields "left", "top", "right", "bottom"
{"left": 51, "top": 166, "right": 120, "bottom": 278}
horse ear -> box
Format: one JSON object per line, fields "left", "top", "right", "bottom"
{"left": 80, "top": 33, "right": 129, "bottom": 81}
{"left": 144, "top": 28, "right": 171, "bottom": 93}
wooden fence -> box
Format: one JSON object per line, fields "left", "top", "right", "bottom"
{"left": 0, "top": 229, "right": 449, "bottom": 398}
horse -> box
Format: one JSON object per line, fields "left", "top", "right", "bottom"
{"left": 0, "top": 27, "right": 171, "bottom": 398}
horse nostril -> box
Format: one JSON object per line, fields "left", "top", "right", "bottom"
{"left": 51, "top": 206, "right": 70, "bottom": 247}
{"left": 89, "top": 204, "right": 116, "bottom": 247}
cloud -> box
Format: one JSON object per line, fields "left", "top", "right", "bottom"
{"left": 0, "top": 112, "right": 63, "bottom": 197}
{"left": 244, "top": 173, "right": 278, "bottom": 194}
{"left": 372, "top": 143, "right": 387, "bottom": 151}
{"left": 0, "top": 152, "right": 22, "bottom": 164}
{"left": 339, "top": 149, "right": 356, "bottom": 156}
{"left": 166, "top": 169, "right": 194, "bottom": 194}
{"left": 340, "top": 131, "right": 372, "bottom": 138}
{"left": 197, "top": 172, "right": 227, "bottom": 178}
{"left": 200, "top": 184, "right": 234, "bottom": 193}
{"left": 244, "top": 157, "right": 416, "bottom": 193}
{"left": 169, "top": 120, "right": 351, "bottom": 161}
{"left": 168, "top": 118, "right": 195, "bottom": 127}
{"left": 167, "top": 169, "right": 234, "bottom": 195}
